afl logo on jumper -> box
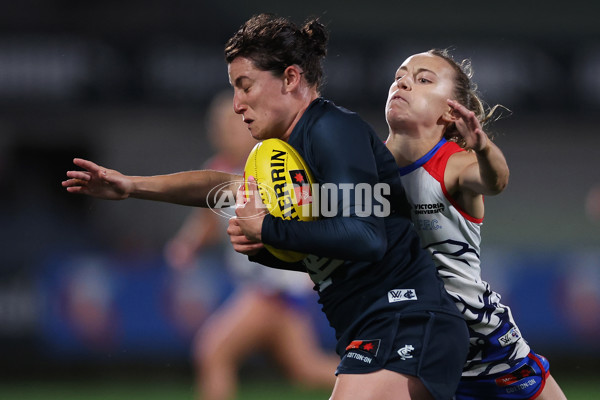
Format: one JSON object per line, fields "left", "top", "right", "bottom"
{"left": 498, "top": 327, "right": 522, "bottom": 347}
{"left": 388, "top": 289, "right": 418, "bottom": 303}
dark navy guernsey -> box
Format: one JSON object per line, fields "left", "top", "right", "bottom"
{"left": 249, "top": 98, "right": 461, "bottom": 354}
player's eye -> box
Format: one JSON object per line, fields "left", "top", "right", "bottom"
{"left": 416, "top": 72, "right": 434, "bottom": 84}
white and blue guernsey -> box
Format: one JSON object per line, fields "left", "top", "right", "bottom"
{"left": 398, "top": 138, "right": 531, "bottom": 378}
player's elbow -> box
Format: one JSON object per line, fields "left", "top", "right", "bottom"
{"left": 488, "top": 169, "right": 509, "bottom": 195}
{"left": 366, "top": 238, "right": 387, "bottom": 261}
{"left": 356, "top": 228, "right": 387, "bottom": 261}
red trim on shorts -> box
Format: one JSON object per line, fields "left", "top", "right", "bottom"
{"left": 528, "top": 353, "right": 549, "bottom": 400}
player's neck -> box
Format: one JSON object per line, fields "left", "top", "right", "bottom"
{"left": 281, "top": 90, "right": 319, "bottom": 142}
{"left": 386, "top": 130, "right": 441, "bottom": 167}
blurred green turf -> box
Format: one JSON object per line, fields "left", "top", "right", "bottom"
{"left": 0, "top": 379, "right": 330, "bottom": 400}
{"left": 0, "top": 376, "right": 597, "bottom": 400}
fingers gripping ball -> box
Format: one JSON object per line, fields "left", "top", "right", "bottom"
{"left": 243, "top": 139, "right": 317, "bottom": 262}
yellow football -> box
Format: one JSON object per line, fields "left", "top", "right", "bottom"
{"left": 243, "top": 138, "right": 317, "bottom": 262}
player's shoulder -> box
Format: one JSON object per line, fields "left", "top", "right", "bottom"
{"left": 444, "top": 144, "right": 478, "bottom": 189}
{"left": 446, "top": 144, "right": 476, "bottom": 170}
{"left": 309, "top": 99, "right": 372, "bottom": 142}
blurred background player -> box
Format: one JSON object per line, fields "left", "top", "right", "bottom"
{"left": 164, "top": 90, "right": 339, "bottom": 400}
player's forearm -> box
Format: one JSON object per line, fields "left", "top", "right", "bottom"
{"left": 130, "top": 170, "right": 242, "bottom": 207}
{"left": 475, "top": 141, "right": 509, "bottom": 195}
{"left": 263, "top": 214, "right": 387, "bottom": 261}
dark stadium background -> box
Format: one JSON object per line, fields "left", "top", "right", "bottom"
{"left": 0, "top": 1, "right": 598, "bottom": 398}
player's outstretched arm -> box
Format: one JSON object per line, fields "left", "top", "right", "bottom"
{"left": 448, "top": 99, "right": 509, "bottom": 195}
{"left": 62, "top": 158, "right": 242, "bottom": 207}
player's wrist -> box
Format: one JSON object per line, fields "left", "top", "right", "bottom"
{"left": 474, "top": 139, "right": 491, "bottom": 155}
{"left": 128, "top": 175, "right": 152, "bottom": 199}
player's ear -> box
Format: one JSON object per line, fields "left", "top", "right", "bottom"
{"left": 441, "top": 104, "right": 460, "bottom": 124}
{"left": 283, "top": 65, "right": 303, "bottom": 91}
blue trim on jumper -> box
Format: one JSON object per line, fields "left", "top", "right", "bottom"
{"left": 398, "top": 138, "right": 447, "bottom": 176}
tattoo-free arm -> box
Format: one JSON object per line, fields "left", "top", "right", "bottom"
{"left": 63, "top": 158, "right": 242, "bottom": 207}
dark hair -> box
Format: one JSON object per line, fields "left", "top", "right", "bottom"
{"left": 428, "top": 48, "right": 508, "bottom": 146}
{"left": 224, "top": 13, "right": 328, "bottom": 92}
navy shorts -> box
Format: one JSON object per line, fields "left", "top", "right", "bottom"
{"left": 455, "top": 352, "right": 550, "bottom": 400}
{"left": 336, "top": 310, "right": 469, "bottom": 400}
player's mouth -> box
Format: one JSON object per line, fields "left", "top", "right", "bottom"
{"left": 391, "top": 94, "right": 408, "bottom": 103}
{"left": 242, "top": 116, "right": 254, "bottom": 128}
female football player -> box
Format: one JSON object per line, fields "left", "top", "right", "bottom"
{"left": 165, "top": 90, "right": 339, "bottom": 400}
{"left": 63, "top": 13, "right": 469, "bottom": 400}
{"left": 384, "top": 48, "right": 566, "bottom": 400}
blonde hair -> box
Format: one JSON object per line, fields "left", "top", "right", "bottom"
{"left": 428, "top": 48, "right": 508, "bottom": 147}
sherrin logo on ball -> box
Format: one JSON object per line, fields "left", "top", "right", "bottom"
{"left": 243, "top": 138, "right": 317, "bottom": 262}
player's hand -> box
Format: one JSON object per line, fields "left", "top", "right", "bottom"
{"left": 448, "top": 99, "right": 489, "bottom": 152}
{"left": 233, "top": 176, "right": 268, "bottom": 242}
{"left": 227, "top": 217, "right": 264, "bottom": 255}
{"left": 62, "top": 158, "right": 133, "bottom": 200}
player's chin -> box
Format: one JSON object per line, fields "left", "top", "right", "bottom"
{"left": 250, "top": 132, "right": 266, "bottom": 142}
{"left": 253, "top": 128, "right": 281, "bottom": 141}
{"left": 246, "top": 124, "right": 262, "bottom": 140}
